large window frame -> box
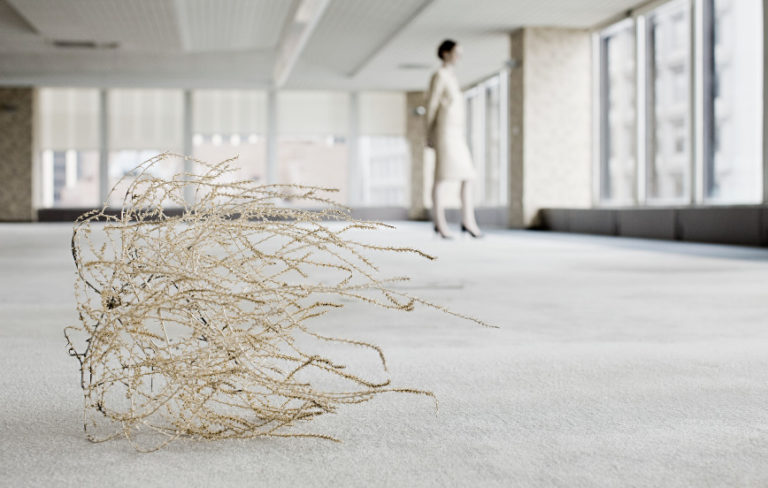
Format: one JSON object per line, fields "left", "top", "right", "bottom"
{"left": 463, "top": 70, "right": 509, "bottom": 207}
{"left": 594, "top": 0, "right": 765, "bottom": 207}
{"left": 597, "top": 18, "right": 638, "bottom": 205}
{"left": 35, "top": 88, "right": 415, "bottom": 210}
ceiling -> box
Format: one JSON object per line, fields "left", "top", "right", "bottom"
{"left": 0, "top": 0, "right": 643, "bottom": 91}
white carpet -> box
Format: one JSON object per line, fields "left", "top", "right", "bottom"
{"left": 3, "top": 222, "right": 768, "bottom": 487}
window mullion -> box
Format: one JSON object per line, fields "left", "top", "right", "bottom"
{"left": 692, "top": 0, "right": 705, "bottom": 205}
{"left": 636, "top": 16, "right": 648, "bottom": 206}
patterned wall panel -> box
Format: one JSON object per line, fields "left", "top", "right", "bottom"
{"left": 406, "top": 91, "right": 428, "bottom": 219}
{"left": 522, "top": 28, "right": 592, "bottom": 225}
{"left": 507, "top": 28, "right": 592, "bottom": 228}
{"left": 0, "top": 87, "right": 33, "bottom": 221}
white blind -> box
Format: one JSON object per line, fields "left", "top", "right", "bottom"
{"left": 359, "top": 92, "right": 406, "bottom": 136}
{"left": 38, "top": 88, "right": 99, "bottom": 150}
{"left": 278, "top": 91, "right": 348, "bottom": 136}
{"left": 109, "top": 89, "right": 183, "bottom": 150}
{"left": 193, "top": 90, "right": 266, "bottom": 135}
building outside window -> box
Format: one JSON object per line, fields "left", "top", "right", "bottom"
{"left": 704, "top": 0, "right": 763, "bottom": 203}
{"left": 37, "top": 88, "right": 100, "bottom": 207}
{"left": 647, "top": 0, "right": 691, "bottom": 203}
{"left": 597, "top": 0, "right": 763, "bottom": 207}
{"left": 358, "top": 135, "right": 409, "bottom": 206}
{"left": 599, "top": 20, "right": 637, "bottom": 205}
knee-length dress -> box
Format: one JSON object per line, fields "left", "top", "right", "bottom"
{"left": 425, "top": 66, "right": 476, "bottom": 182}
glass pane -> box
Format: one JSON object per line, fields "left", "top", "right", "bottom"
{"left": 647, "top": 0, "right": 691, "bottom": 202}
{"left": 192, "top": 90, "right": 267, "bottom": 192}
{"left": 37, "top": 88, "right": 100, "bottom": 208}
{"left": 356, "top": 92, "right": 409, "bottom": 207}
{"left": 463, "top": 75, "right": 506, "bottom": 207}
{"left": 277, "top": 91, "right": 348, "bottom": 206}
{"left": 193, "top": 134, "right": 266, "bottom": 184}
{"left": 358, "top": 136, "right": 409, "bottom": 206}
{"left": 107, "top": 89, "right": 183, "bottom": 207}
{"left": 277, "top": 136, "right": 348, "bottom": 206}
{"left": 40, "top": 150, "right": 100, "bottom": 207}
{"left": 465, "top": 88, "right": 485, "bottom": 205}
{"left": 705, "top": 0, "right": 763, "bottom": 202}
{"left": 600, "top": 22, "right": 637, "bottom": 204}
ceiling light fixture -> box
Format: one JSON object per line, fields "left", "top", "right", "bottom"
{"left": 50, "top": 40, "right": 119, "bottom": 50}
{"left": 398, "top": 63, "right": 432, "bottom": 71}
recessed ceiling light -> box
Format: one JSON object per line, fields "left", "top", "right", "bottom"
{"left": 50, "top": 40, "right": 119, "bottom": 49}
{"left": 398, "top": 63, "right": 432, "bottom": 70}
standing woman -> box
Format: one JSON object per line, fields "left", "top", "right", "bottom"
{"left": 425, "top": 39, "right": 482, "bottom": 239}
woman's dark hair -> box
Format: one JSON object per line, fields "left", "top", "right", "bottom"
{"left": 437, "top": 39, "right": 457, "bottom": 60}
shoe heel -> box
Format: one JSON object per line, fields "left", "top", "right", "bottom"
{"left": 460, "top": 223, "right": 482, "bottom": 238}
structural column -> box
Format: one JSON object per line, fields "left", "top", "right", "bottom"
{"left": 0, "top": 88, "right": 34, "bottom": 221}
{"left": 507, "top": 27, "right": 593, "bottom": 228}
{"left": 266, "top": 89, "right": 278, "bottom": 185}
{"left": 182, "top": 89, "right": 194, "bottom": 204}
{"left": 406, "top": 91, "right": 428, "bottom": 220}
{"left": 508, "top": 30, "right": 525, "bottom": 228}
{"left": 347, "top": 92, "right": 360, "bottom": 206}
{"left": 98, "top": 89, "right": 109, "bottom": 205}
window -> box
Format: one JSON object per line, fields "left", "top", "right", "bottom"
{"left": 192, "top": 90, "right": 267, "bottom": 190}
{"left": 107, "top": 89, "right": 184, "bottom": 206}
{"left": 357, "top": 92, "right": 410, "bottom": 207}
{"left": 597, "top": 0, "right": 763, "bottom": 207}
{"left": 277, "top": 91, "right": 349, "bottom": 206}
{"left": 37, "top": 88, "right": 100, "bottom": 207}
{"left": 36, "top": 87, "right": 414, "bottom": 211}
{"left": 466, "top": 85, "right": 484, "bottom": 204}
{"left": 647, "top": 0, "right": 691, "bottom": 203}
{"left": 483, "top": 76, "right": 507, "bottom": 206}
{"left": 464, "top": 71, "right": 509, "bottom": 207}
{"left": 599, "top": 20, "right": 637, "bottom": 204}
{"left": 703, "top": 0, "right": 763, "bottom": 202}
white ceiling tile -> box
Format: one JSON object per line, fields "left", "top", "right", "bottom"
{"left": 176, "top": 0, "right": 293, "bottom": 52}
{"left": 0, "top": 0, "right": 649, "bottom": 89}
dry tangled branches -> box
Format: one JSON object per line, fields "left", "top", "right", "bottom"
{"left": 64, "top": 152, "right": 490, "bottom": 452}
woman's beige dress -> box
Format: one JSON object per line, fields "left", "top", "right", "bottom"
{"left": 425, "top": 66, "right": 476, "bottom": 182}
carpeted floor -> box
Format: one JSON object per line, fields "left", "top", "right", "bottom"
{"left": 2, "top": 222, "right": 768, "bottom": 487}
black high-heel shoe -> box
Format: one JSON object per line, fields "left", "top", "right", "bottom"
{"left": 461, "top": 223, "right": 483, "bottom": 238}
{"left": 434, "top": 225, "right": 453, "bottom": 240}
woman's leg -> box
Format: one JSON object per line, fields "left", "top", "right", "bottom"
{"left": 432, "top": 181, "right": 452, "bottom": 236}
{"left": 460, "top": 180, "right": 482, "bottom": 235}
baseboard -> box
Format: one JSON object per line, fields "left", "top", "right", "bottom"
{"left": 538, "top": 206, "right": 768, "bottom": 247}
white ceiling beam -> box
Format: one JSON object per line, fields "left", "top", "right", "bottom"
{"left": 346, "top": 0, "right": 434, "bottom": 78}
{"left": 273, "top": 0, "right": 330, "bottom": 88}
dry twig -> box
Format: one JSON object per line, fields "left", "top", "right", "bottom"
{"left": 64, "top": 152, "right": 491, "bottom": 452}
